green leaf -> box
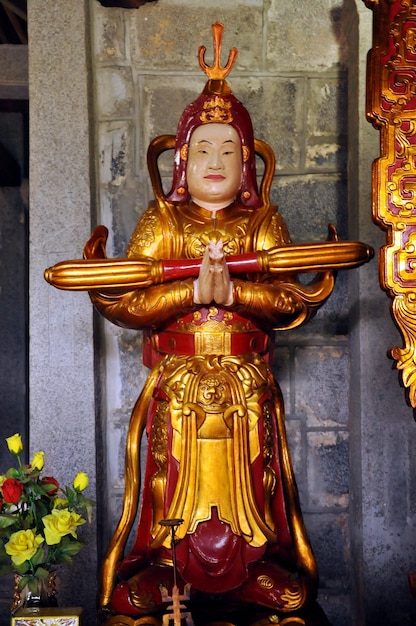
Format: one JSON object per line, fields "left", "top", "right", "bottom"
{"left": 5, "top": 468, "right": 21, "bottom": 479}
{"left": 30, "top": 546, "right": 45, "bottom": 567}
{"left": 65, "top": 489, "right": 76, "bottom": 511}
{"left": 59, "top": 535, "right": 72, "bottom": 547}
{"left": 35, "top": 499, "right": 50, "bottom": 519}
{"left": 60, "top": 539, "right": 83, "bottom": 557}
{"left": 34, "top": 566, "right": 50, "bottom": 580}
{"left": 51, "top": 541, "right": 72, "bottom": 565}
{"left": 57, "top": 553, "right": 73, "bottom": 565}
{"left": 0, "top": 514, "right": 18, "bottom": 529}
{"left": 30, "top": 483, "right": 43, "bottom": 496}
{"left": 14, "top": 560, "right": 30, "bottom": 575}
{"left": 20, "top": 514, "right": 34, "bottom": 530}
{"left": 17, "top": 575, "right": 31, "bottom": 591}
{"left": 28, "top": 576, "right": 40, "bottom": 594}
{"left": 42, "top": 483, "right": 57, "bottom": 494}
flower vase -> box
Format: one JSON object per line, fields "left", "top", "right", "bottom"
{"left": 11, "top": 572, "right": 58, "bottom": 613}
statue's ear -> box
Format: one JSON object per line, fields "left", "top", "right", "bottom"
{"left": 146, "top": 135, "right": 182, "bottom": 258}
{"left": 147, "top": 135, "right": 176, "bottom": 206}
{"left": 254, "top": 138, "right": 275, "bottom": 208}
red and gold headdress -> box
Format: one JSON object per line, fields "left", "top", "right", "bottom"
{"left": 168, "top": 23, "right": 262, "bottom": 208}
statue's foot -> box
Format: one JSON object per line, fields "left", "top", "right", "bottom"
{"left": 189, "top": 596, "right": 331, "bottom": 626}
{"left": 104, "top": 617, "right": 161, "bottom": 626}
{"left": 111, "top": 563, "right": 188, "bottom": 616}
{"left": 220, "top": 560, "right": 309, "bottom": 612}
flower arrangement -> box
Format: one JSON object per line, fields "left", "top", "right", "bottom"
{"left": 0, "top": 433, "right": 94, "bottom": 599}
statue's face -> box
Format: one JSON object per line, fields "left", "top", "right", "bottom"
{"left": 186, "top": 123, "right": 242, "bottom": 211}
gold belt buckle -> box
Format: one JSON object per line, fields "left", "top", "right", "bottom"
{"left": 194, "top": 331, "right": 231, "bottom": 355}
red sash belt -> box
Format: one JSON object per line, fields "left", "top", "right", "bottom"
{"left": 153, "top": 329, "right": 269, "bottom": 356}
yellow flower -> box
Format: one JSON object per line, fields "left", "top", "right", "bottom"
{"left": 53, "top": 497, "right": 68, "bottom": 509}
{"left": 73, "top": 472, "right": 88, "bottom": 492}
{"left": 5, "top": 529, "right": 44, "bottom": 566}
{"left": 0, "top": 475, "right": 6, "bottom": 487}
{"left": 6, "top": 433, "right": 23, "bottom": 455}
{"left": 42, "top": 509, "right": 86, "bottom": 545}
{"left": 31, "top": 451, "right": 45, "bottom": 470}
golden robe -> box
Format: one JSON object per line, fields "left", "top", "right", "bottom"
{"left": 92, "top": 199, "right": 334, "bottom": 614}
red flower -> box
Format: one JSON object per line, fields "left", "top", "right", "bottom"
{"left": 2, "top": 478, "right": 24, "bottom": 504}
{"left": 40, "top": 476, "right": 59, "bottom": 496}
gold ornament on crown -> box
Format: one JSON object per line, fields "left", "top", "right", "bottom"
{"left": 200, "top": 95, "right": 233, "bottom": 124}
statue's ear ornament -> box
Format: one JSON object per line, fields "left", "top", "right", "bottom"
{"left": 242, "top": 146, "right": 250, "bottom": 163}
{"left": 180, "top": 144, "right": 188, "bottom": 162}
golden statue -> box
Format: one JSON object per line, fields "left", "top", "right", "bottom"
{"left": 45, "top": 23, "right": 373, "bottom": 626}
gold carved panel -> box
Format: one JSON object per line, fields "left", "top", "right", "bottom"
{"left": 366, "top": 0, "right": 416, "bottom": 406}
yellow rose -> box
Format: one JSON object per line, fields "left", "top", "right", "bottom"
{"left": 42, "top": 509, "right": 86, "bottom": 545}
{"left": 73, "top": 472, "right": 89, "bottom": 492}
{"left": 31, "top": 451, "right": 45, "bottom": 471}
{"left": 53, "top": 497, "right": 68, "bottom": 509}
{"left": 0, "top": 475, "right": 6, "bottom": 487}
{"left": 5, "top": 529, "right": 44, "bottom": 566}
{"left": 6, "top": 433, "right": 23, "bottom": 455}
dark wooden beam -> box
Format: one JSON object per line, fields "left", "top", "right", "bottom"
{"left": 0, "top": 20, "right": 9, "bottom": 44}
{"left": 3, "top": 5, "right": 27, "bottom": 44}
{"left": 97, "top": 0, "right": 156, "bottom": 7}
{"left": 0, "top": 0, "right": 27, "bottom": 21}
